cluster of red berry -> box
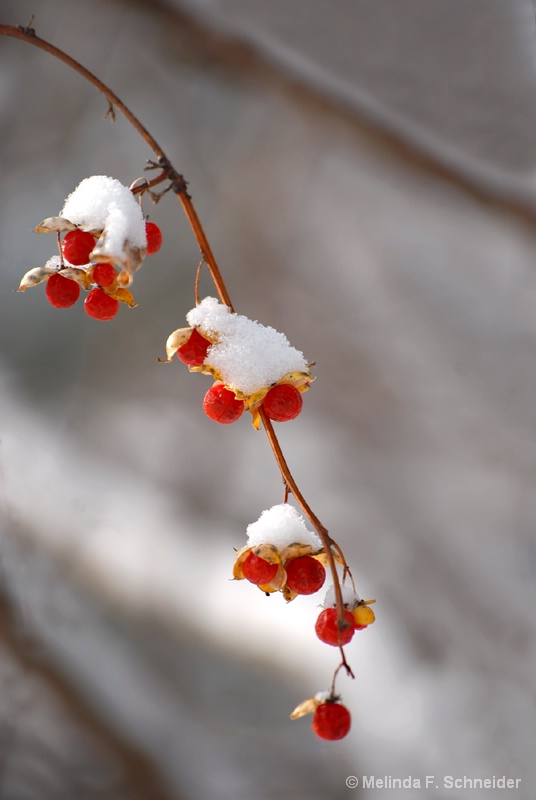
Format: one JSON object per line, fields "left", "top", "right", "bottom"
{"left": 244, "top": 559, "right": 374, "bottom": 740}
{"left": 174, "top": 326, "right": 304, "bottom": 424}
{"left": 24, "top": 221, "right": 162, "bottom": 320}
{"left": 232, "top": 503, "right": 376, "bottom": 741}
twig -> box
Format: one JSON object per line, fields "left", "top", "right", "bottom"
{"left": 0, "top": 20, "right": 355, "bottom": 681}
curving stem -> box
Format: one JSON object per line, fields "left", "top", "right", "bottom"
{"left": 1, "top": 20, "right": 353, "bottom": 675}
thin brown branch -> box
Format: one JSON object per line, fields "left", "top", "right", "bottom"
{"left": 0, "top": 19, "right": 354, "bottom": 683}
{"left": 259, "top": 408, "right": 353, "bottom": 654}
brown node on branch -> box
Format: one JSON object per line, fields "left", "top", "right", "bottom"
{"left": 18, "top": 15, "right": 36, "bottom": 36}
{"left": 104, "top": 101, "right": 116, "bottom": 122}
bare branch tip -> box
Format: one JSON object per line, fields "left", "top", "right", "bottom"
{"left": 18, "top": 15, "right": 36, "bottom": 36}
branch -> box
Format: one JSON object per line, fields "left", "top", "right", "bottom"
{"left": 0, "top": 19, "right": 354, "bottom": 680}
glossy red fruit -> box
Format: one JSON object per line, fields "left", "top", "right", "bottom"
{"left": 285, "top": 556, "right": 325, "bottom": 595}
{"left": 92, "top": 262, "right": 117, "bottom": 287}
{"left": 45, "top": 272, "right": 80, "bottom": 308}
{"left": 61, "top": 229, "right": 96, "bottom": 266}
{"left": 84, "top": 288, "right": 119, "bottom": 321}
{"left": 312, "top": 702, "right": 351, "bottom": 741}
{"left": 145, "top": 221, "right": 162, "bottom": 255}
{"left": 203, "top": 384, "right": 244, "bottom": 424}
{"left": 315, "top": 608, "right": 355, "bottom": 646}
{"left": 263, "top": 384, "right": 303, "bottom": 422}
{"left": 176, "top": 328, "right": 211, "bottom": 366}
{"left": 242, "top": 551, "right": 278, "bottom": 585}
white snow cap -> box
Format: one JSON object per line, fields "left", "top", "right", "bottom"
{"left": 61, "top": 176, "right": 147, "bottom": 251}
{"left": 246, "top": 503, "right": 322, "bottom": 551}
{"left": 323, "top": 584, "right": 361, "bottom": 608}
{"left": 187, "top": 297, "right": 309, "bottom": 395}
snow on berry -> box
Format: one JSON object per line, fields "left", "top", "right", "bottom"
{"left": 246, "top": 504, "right": 321, "bottom": 551}
{"left": 233, "top": 504, "right": 341, "bottom": 601}
{"left": 322, "top": 584, "right": 377, "bottom": 629}
{"left": 34, "top": 175, "right": 148, "bottom": 285}
{"left": 163, "top": 297, "right": 313, "bottom": 427}
{"left": 186, "top": 297, "right": 309, "bottom": 394}
{"left": 323, "top": 584, "right": 361, "bottom": 609}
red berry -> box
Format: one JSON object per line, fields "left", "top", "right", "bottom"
{"left": 61, "top": 230, "right": 96, "bottom": 266}
{"left": 92, "top": 262, "right": 117, "bottom": 287}
{"left": 315, "top": 608, "right": 355, "bottom": 646}
{"left": 84, "top": 288, "right": 119, "bottom": 321}
{"left": 312, "top": 702, "right": 351, "bottom": 741}
{"left": 242, "top": 551, "right": 278, "bottom": 585}
{"left": 203, "top": 384, "right": 244, "bottom": 424}
{"left": 263, "top": 384, "right": 303, "bottom": 422}
{"left": 145, "top": 221, "right": 162, "bottom": 255}
{"left": 176, "top": 328, "right": 211, "bottom": 366}
{"left": 285, "top": 556, "right": 325, "bottom": 595}
{"left": 45, "top": 272, "right": 80, "bottom": 308}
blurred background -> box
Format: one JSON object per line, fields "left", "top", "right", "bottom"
{"left": 1, "top": 1, "right": 536, "bottom": 798}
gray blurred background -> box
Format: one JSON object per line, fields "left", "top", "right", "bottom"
{"left": 1, "top": 1, "right": 536, "bottom": 798}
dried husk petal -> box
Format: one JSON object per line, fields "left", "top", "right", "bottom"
{"left": 258, "top": 563, "right": 286, "bottom": 593}
{"left": 353, "top": 604, "right": 376, "bottom": 627}
{"left": 161, "top": 327, "right": 194, "bottom": 363}
{"left": 290, "top": 696, "right": 321, "bottom": 720}
{"left": 107, "top": 286, "right": 137, "bottom": 307}
{"left": 17, "top": 265, "right": 57, "bottom": 291}
{"left": 58, "top": 267, "right": 92, "bottom": 290}
{"left": 34, "top": 216, "right": 78, "bottom": 234}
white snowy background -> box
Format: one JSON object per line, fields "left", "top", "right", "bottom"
{"left": 1, "top": 1, "right": 536, "bottom": 798}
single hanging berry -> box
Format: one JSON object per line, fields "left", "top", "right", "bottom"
{"left": 61, "top": 229, "right": 96, "bottom": 266}
{"left": 312, "top": 702, "right": 351, "bottom": 741}
{"left": 84, "top": 287, "right": 119, "bottom": 321}
{"left": 145, "top": 221, "right": 162, "bottom": 255}
{"left": 176, "top": 328, "right": 211, "bottom": 366}
{"left": 242, "top": 551, "right": 279, "bottom": 585}
{"left": 45, "top": 272, "right": 80, "bottom": 308}
{"left": 315, "top": 607, "right": 355, "bottom": 646}
{"left": 92, "top": 262, "right": 118, "bottom": 288}
{"left": 285, "top": 555, "right": 325, "bottom": 595}
{"left": 263, "top": 384, "right": 303, "bottom": 422}
{"left": 203, "top": 384, "right": 244, "bottom": 424}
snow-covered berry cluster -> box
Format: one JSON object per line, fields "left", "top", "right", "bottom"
{"left": 233, "top": 504, "right": 337, "bottom": 601}
{"left": 162, "top": 296, "right": 313, "bottom": 427}
{"left": 232, "top": 504, "right": 375, "bottom": 740}
{"left": 17, "top": 176, "right": 162, "bottom": 320}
